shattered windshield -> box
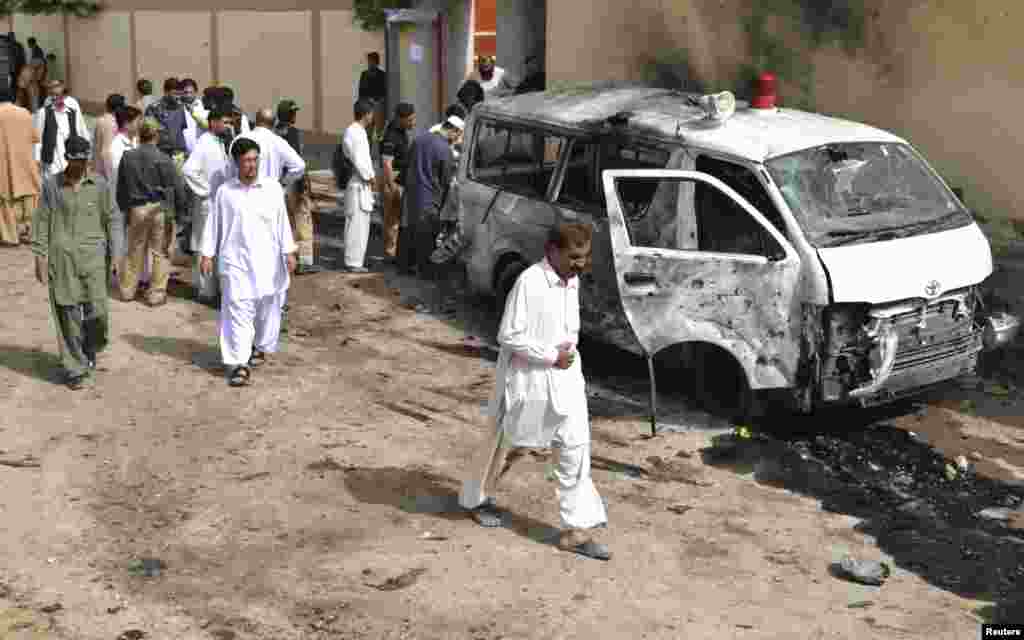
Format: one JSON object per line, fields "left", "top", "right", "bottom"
{"left": 766, "top": 143, "right": 972, "bottom": 248}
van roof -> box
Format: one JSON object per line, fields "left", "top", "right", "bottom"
{"left": 476, "top": 85, "right": 907, "bottom": 163}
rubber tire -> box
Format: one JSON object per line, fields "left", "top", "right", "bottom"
{"left": 495, "top": 258, "right": 528, "bottom": 314}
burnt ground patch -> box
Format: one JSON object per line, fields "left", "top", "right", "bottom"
{"left": 703, "top": 408, "right": 1024, "bottom": 602}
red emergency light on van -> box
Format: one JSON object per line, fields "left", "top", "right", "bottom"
{"left": 752, "top": 72, "right": 777, "bottom": 109}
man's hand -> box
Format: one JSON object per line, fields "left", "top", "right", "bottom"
{"left": 287, "top": 253, "right": 297, "bottom": 274}
{"left": 555, "top": 348, "right": 575, "bottom": 370}
{"left": 34, "top": 256, "right": 47, "bottom": 285}
{"left": 199, "top": 256, "right": 213, "bottom": 276}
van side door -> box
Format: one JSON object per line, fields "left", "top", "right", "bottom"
{"left": 601, "top": 169, "right": 803, "bottom": 390}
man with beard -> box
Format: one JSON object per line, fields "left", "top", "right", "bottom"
{"left": 33, "top": 79, "right": 90, "bottom": 178}
{"left": 466, "top": 55, "right": 516, "bottom": 101}
{"left": 182, "top": 108, "right": 234, "bottom": 303}
{"left": 378, "top": 102, "right": 415, "bottom": 261}
{"left": 135, "top": 78, "right": 157, "bottom": 115}
{"left": 458, "top": 223, "right": 611, "bottom": 561}
{"left": 199, "top": 136, "right": 297, "bottom": 387}
{"left": 115, "top": 118, "right": 188, "bottom": 307}
{"left": 144, "top": 77, "right": 188, "bottom": 164}
{"left": 31, "top": 135, "right": 111, "bottom": 389}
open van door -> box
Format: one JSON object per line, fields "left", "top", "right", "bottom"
{"left": 601, "top": 169, "right": 803, "bottom": 390}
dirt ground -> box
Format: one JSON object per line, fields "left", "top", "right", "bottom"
{"left": 0, "top": 242, "right": 1021, "bottom": 640}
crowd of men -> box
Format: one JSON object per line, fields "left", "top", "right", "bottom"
{"left": 1, "top": 47, "right": 612, "bottom": 560}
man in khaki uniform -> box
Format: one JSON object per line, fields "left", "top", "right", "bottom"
{"left": 115, "top": 118, "right": 188, "bottom": 306}
{"left": 0, "top": 89, "right": 41, "bottom": 245}
{"left": 31, "top": 135, "right": 111, "bottom": 390}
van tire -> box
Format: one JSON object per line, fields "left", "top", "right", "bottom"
{"left": 495, "top": 258, "right": 528, "bottom": 315}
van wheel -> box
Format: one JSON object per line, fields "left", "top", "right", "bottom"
{"left": 495, "top": 258, "right": 528, "bottom": 313}
{"left": 690, "top": 344, "right": 756, "bottom": 425}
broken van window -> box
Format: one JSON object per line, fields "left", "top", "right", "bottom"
{"left": 470, "top": 120, "right": 565, "bottom": 198}
{"left": 766, "top": 143, "right": 972, "bottom": 248}
{"left": 696, "top": 156, "right": 788, "bottom": 238}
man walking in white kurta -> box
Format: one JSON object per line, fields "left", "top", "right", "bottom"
{"left": 341, "top": 99, "right": 376, "bottom": 272}
{"left": 199, "top": 136, "right": 297, "bottom": 387}
{"left": 459, "top": 223, "right": 611, "bottom": 561}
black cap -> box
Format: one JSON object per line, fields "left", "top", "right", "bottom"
{"left": 395, "top": 102, "right": 415, "bottom": 118}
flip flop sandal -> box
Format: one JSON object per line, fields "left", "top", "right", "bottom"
{"left": 228, "top": 365, "right": 252, "bottom": 387}
{"left": 66, "top": 375, "right": 86, "bottom": 391}
{"left": 249, "top": 350, "right": 266, "bottom": 367}
{"left": 468, "top": 499, "right": 502, "bottom": 528}
{"left": 566, "top": 541, "right": 611, "bottom": 561}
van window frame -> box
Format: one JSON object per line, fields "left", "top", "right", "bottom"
{"left": 466, "top": 117, "right": 568, "bottom": 201}
{"left": 549, "top": 135, "right": 673, "bottom": 216}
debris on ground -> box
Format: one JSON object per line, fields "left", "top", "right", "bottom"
{"left": 847, "top": 601, "right": 874, "bottom": 609}
{"left": 127, "top": 558, "right": 165, "bottom": 578}
{"left": 366, "top": 567, "right": 427, "bottom": 591}
{"left": 116, "top": 630, "right": 147, "bottom": 640}
{"left": 0, "top": 455, "right": 41, "bottom": 468}
{"left": 39, "top": 602, "right": 62, "bottom": 614}
{"left": 420, "top": 532, "right": 449, "bottom": 541}
{"left": 306, "top": 457, "right": 346, "bottom": 472}
{"left": 667, "top": 504, "right": 693, "bottom": 515}
{"left": 833, "top": 555, "right": 891, "bottom": 586}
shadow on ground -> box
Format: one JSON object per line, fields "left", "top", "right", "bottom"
{"left": 702, "top": 406, "right": 1024, "bottom": 603}
{"left": 121, "top": 333, "right": 222, "bottom": 374}
{"left": 0, "top": 343, "right": 63, "bottom": 384}
{"left": 343, "top": 465, "right": 562, "bottom": 546}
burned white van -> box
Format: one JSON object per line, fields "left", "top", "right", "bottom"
{"left": 442, "top": 83, "right": 1019, "bottom": 416}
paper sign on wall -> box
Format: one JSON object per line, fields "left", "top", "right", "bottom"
{"left": 410, "top": 43, "right": 424, "bottom": 64}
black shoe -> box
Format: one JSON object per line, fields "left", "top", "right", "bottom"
{"left": 66, "top": 374, "right": 87, "bottom": 390}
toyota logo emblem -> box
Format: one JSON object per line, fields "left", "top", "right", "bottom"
{"left": 924, "top": 280, "right": 941, "bottom": 298}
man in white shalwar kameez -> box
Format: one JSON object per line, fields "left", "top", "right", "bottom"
{"left": 199, "top": 136, "right": 296, "bottom": 387}
{"left": 459, "top": 223, "right": 611, "bottom": 561}
{"left": 341, "top": 99, "right": 376, "bottom": 273}
{"left": 247, "top": 108, "right": 306, "bottom": 188}
{"left": 183, "top": 108, "right": 234, "bottom": 303}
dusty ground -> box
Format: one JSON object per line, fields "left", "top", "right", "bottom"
{"left": 0, "top": 239, "right": 1022, "bottom": 640}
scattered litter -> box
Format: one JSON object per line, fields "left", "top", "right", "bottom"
{"left": 210, "top": 630, "right": 236, "bottom": 640}
{"left": 667, "top": 504, "right": 693, "bottom": 515}
{"left": 675, "top": 450, "right": 693, "bottom": 459}
{"left": 0, "top": 456, "right": 41, "bottom": 468}
{"left": 735, "top": 623, "right": 754, "bottom": 629}
{"left": 46, "top": 557, "right": 56, "bottom": 564}
{"left": 734, "top": 425, "right": 753, "bottom": 440}
{"left": 848, "top": 601, "right": 875, "bottom": 609}
{"left": 955, "top": 455, "right": 971, "bottom": 472}
{"left": 292, "top": 328, "right": 311, "bottom": 337}
{"left": 306, "top": 458, "right": 345, "bottom": 472}
{"left": 977, "top": 507, "right": 1014, "bottom": 522}
{"left": 833, "top": 555, "right": 891, "bottom": 586}
{"left": 107, "top": 605, "right": 124, "bottom": 614}
{"left": 127, "top": 558, "right": 165, "bottom": 578}
{"left": 366, "top": 567, "right": 427, "bottom": 591}
{"left": 116, "top": 631, "right": 147, "bottom": 640}
{"left": 944, "top": 463, "right": 958, "bottom": 481}
{"left": 239, "top": 471, "right": 270, "bottom": 482}
{"left": 331, "top": 303, "right": 343, "bottom": 311}
{"left": 39, "top": 602, "right": 62, "bottom": 614}
{"left": 970, "top": 451, "right": 984, "bottom": 461}
{"left": 419, "top": 532, "right": 449, "bottom": 541}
